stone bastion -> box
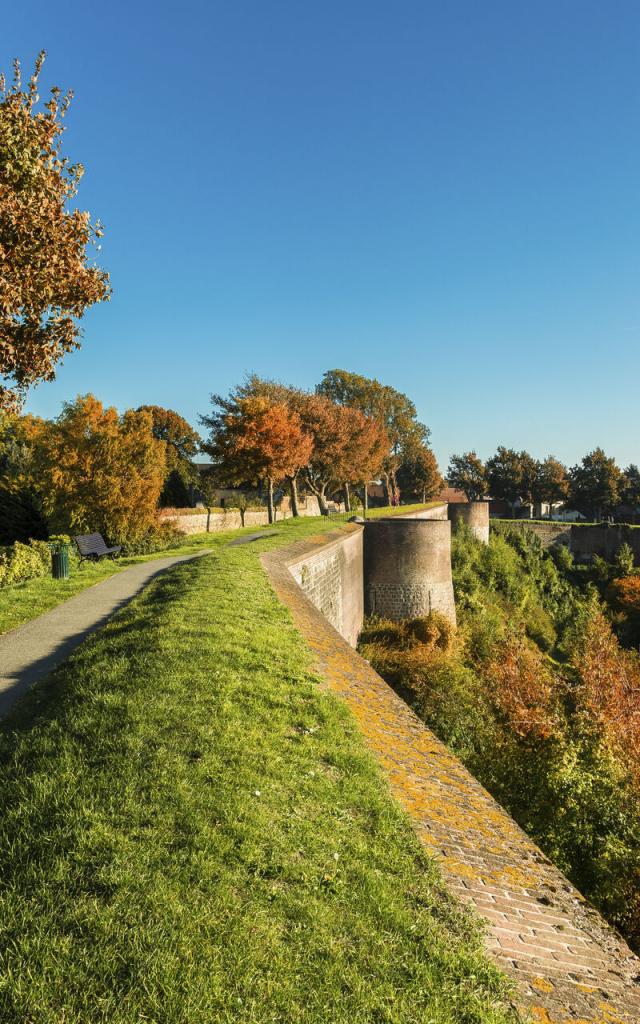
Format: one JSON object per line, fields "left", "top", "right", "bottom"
{"left": 363, "top": 518, "right": 456, "bottom": 625}
{"left": 447, "top": 500, "right": 490, "bottom": 544}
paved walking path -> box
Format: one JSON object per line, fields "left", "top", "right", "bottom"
{"left": 264, "top": 530, "right": 640, "bottom": 1024}
{"left": 0, "top": 552, "right": 211, "bottom": 718}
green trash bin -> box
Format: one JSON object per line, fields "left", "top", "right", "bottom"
{"left": 51, "top": 543, "right": 70, "bottom": 580}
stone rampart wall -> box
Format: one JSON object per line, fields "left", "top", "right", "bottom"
{"left": 161, "top": 496, "right": 321, "bottom": 535}
{"left": 393, "top": 503, "right": 448, "bottom": 521}
{"left": 570, "top": 524, "right": 640, "bottom": 564}
{"left": 502, "top": 521, "right": 640, "bottom": 563}
{"left": 286, "top": 528, "right": 363, "bottom": 646}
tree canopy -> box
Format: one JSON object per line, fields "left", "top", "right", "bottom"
{"left": 0, "top": 53, "right": 110, "bottom": 411}
{"left": 201, "top": 385, "right": 313, "bottom": 522}
{"left": 27, "top": 395, "right": 166, "bottom": 543}
{"left": 486, "top": 447, "right": 528, "bottom": 510}
{"left": 137, "top": 405, "right": 201, "bottom": 507}
{"left": 447, "top": 451, "right": 487, "bottom": 501}
{"left": 569, "top": 448, "right": 622, "bottom": 520}
{"left": 397, "top": 446, "right": 443, "bottom": 503}
{"left": 531, "top": 456, "right": 569, "bottom": 507}
{"left": 318, "top": 369, "right": 428, "bottom": 502}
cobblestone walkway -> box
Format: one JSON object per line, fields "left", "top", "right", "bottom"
{"left": 263, "top": 529, "right": 640, "bottom": 1024}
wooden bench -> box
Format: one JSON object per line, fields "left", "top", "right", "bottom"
{"left": 74, "top": 532, "right": 122, "bottom": 562}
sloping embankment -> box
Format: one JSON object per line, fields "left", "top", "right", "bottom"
{"left": 264, "top": 525, "right": 640, "bottom": 1024}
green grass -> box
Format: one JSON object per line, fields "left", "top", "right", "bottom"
{"left": 0, "top": 534, "right": 214, "bottom": 636}
{"left": 0, "top": 503, "right": 444, "bottom": 636}
{"left": 0, "top": 516, "right": 516, "bottom": 1024}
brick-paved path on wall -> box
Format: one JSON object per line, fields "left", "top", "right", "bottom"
{"left": 264, "top": 528, "right": 640, "bottom": 1024}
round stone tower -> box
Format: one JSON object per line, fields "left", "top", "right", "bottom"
{"left": 363, "top": 519, "right": 456, "bottom": 625}
{"left": 448, "top": 501, "right": 490, "bottom": 544}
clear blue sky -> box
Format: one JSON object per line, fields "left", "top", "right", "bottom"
{"left": 4, "top": 0, "right": 640, "bottom": 471}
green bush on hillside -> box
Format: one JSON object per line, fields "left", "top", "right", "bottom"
{"left": 360, "top": 523, "right": 640, "bottom": 952}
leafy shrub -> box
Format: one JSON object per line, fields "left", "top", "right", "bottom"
{"left": 0, "top": 539, "right": 51, "bottom": 587}
{"left": 609, "top": 574, "right": 640, "bottom": 618}
{"left": 116, "top": 521, "right": 183, "bottom": 556}
{"left": 551, "top": 542, "right": 574, "bottom": 573}
{"left": 405, "top": 611, "right": 455, "bottom": 652}
{"left": 615, "top": 542, "right": 635, "bottom": 577}
{"left": 591, "top": 554, "right": 611, "bottom": 585}
{"left": 160, "top": 468, "right": 191, "bottom": 508}
{"left": 523, "top": 601, "right": 557, "bottom": 652}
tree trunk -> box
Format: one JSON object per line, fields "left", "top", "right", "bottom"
{"left": 344, "top": 482, "right": 351, "bottom": 512}
{"left": 288, "top": 475, "right": 300, "bottom": 517}
{"left": 317, "top": 487, "right": 328, "bottom": 515}
{"left": 363, "top": 484, "right": 368, "bottom": 518}
{"left": 422, "top": 486, "right": 426, "bottom": 504}
{"left": 267, "top": 477, "right": 275, "bottom": 524}
{"left": 382, "top": 472, "right": 392, "bottom": 506}
{"left": 391, "top": 470, "right": 400, "bottom": 506}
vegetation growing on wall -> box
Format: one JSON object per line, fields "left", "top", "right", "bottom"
{"left": 359, "top": 522, "right": 640, "bottom": 951}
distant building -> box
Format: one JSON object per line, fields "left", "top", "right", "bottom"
{"left": 436, "top": 487, "right": 468, "bottom": 505}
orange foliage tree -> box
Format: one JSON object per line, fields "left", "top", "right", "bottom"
{"left": 332, "top": 406, "right": 390, "bottom": 512}
{"left": 0, "top": 53, "right": 110, "bottom": 411}
{"left": 28, "top": 395, "right": 166, "bottom": 543}
{"left": 572, "top": 609, "right": 640, "bottom": 780}
{"left": 298, "top": 394, "right": 352, "bottom": 514}
{"left": 485, "top": 632, "right": 556, "bottom": 741}
{"left": 609, "top": 575, "right": 640, "bottom": 618}
{"left": 137, "top": 405, "right": 201, "bottom": 506}
{"left": 202, "top": 391, "right": 313, "bottom": 523}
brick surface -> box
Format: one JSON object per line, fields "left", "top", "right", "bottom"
{"left": 263, "top": 526, "right": 640, "bottom": 1024}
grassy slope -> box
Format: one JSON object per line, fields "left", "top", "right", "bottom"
{"left": 0, "top": 516, "right": 516, "bottom": 1024}
{"left": 0, "top": 503, "right": 443, "bottom": 636}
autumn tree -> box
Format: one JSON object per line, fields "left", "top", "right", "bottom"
{"left": 137, "top": 405, "right": 201, "bottom": 507}
{"left": 485, "top": 632, "right": 556, "bottom": 740}
{"left": 572, "top": 608, "right": 640, "bottom": 782}
{"left": 203, "top": 375, "right": 313, "bottom": 516}
{"left": 622, "top": 465, "right": 640, "bottom": 515}
{"left": 296, "top": 394, "right": 350, "bottom": 514}
{"left": 235, "top": 375, "right": 312, "bottom": 516}
{"left": 569, "top": 448, "right": 622, "bottom": 521}
{"left": 201, "top": 389, "right": 313, "bottom": 523}
{"left": 332, "top": 406, "right": 390, "bottom": 512}
{"left": 317, "top": 369, "right": 428, "bottom": 504}
{"left": 0, "top": 411, "right": 46, "bottom": 542}
{"left": 0, "top": 53, "right": 110, "bottom": 411}
{"left": 446, "top": 451, "right": 487, "bottom": 501}
{"left": 531, "top": 456, "right": 569, "bottom": 512}
{"left": 397, "top": 445, "right": 443, "bottom": 504}
{"left": 28, "top": 395, "right": 166, "bottom": 543}
{"left": 609, "top": 575, "right": 640, "bottom": 646}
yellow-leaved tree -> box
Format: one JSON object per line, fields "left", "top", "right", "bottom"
{"left": 28, "top": 395, "right": 166, "bottom": 544}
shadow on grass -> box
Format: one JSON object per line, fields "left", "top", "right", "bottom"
{"left": 0, "top": 556, "right": 207, "bottom": 742}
